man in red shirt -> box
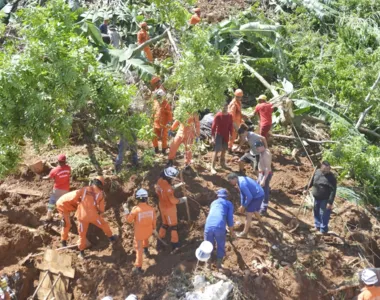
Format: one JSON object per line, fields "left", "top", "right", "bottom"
{"left": 211, "top": 103, "right": 233, "bottom": 174}
{"left": 43, "top": 154, "right": 71, "bottom": 224}
{"left": 254, "top": 95, "right": 273, "bottom": 139}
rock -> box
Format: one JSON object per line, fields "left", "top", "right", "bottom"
{"left": 185, "top": 280, "right": 233, "bottom": 300}
{"left": 29, "top": 160, "right": 44, "bottom": 174}
{"left": 192, "top": 275, "right": 206, "bottom": 290}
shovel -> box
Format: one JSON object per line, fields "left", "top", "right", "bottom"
{"left": 287, "top": 167, "right": 317, "bottom": 233}
{"left": 179, "top": 169, "right": 192, "bottom": 225}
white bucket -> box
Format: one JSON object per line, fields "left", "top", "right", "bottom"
{"left": 195, "top": 241, "right": 213, "bottom": 262}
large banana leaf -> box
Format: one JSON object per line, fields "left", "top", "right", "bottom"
{"left": 81, "top": 21, "right": 105, "bottom": 47}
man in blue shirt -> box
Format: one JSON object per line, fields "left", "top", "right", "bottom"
{"left": 204, "top": 189, "right": 236, "bottom": 269}
{"left": 99, "top": 18, "right": 109, "bottom": 34}
{"left": 227, "top": 173, "right": 264, "bottom": 238}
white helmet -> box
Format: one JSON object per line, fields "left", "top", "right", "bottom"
{"left": 136, "top": 188, "right": 148, "bottom": 199}
{"left": 101, "top": 297, "right": 113, "bottom": 300}
{"left": 164, "top": 167, "right": 179, "bottom": 178}
{"left": 154, "top": 89, "right": 166, "bottom": 98}
{"left": 125, "top": 295, "right": 137, "bottom": 300}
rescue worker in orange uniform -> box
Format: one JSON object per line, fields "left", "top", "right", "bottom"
{"left": 155, "top": 167, "right": 187, "bottom": 251}
{"left": 75, "top": 176, "right": 117, "bottom": 258}
{"left": 124, "top": 189, "right": 157, "bottom": 275}
{"left": 152, "top": 89, "right": 173, "bottom": 155}
{"left": 228, "top": 89, "right": 244, "bottom": 153}
{"left": 189, "top": 8, "right": 201, "bottom": 25}
{"left": 150, "top": 76, "right": 162, "bottom": 91}
{"left": 56, "top": 189, "right": 83, "bottom": 247}
{"left": 137, "top": 22, "right": 153, "bottom": 62}
{"left": 167, "top": 113, "right": 200, "bottom": 168}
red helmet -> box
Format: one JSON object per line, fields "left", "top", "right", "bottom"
{"left": 57, "top": 154, "right": 66, "bottom": 162}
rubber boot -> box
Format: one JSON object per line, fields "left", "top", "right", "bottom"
{"left": 154, "top": 147, "right": 159, "bottom": 154}
{"left": 166, "top": 159, "right": 174, "bottom": 167}
{"left": 78, "top": 250, "right": 85, "bottom": 259}
{"left": 162, "top": 148, "right": 168, "bottom": 155}
{"left": 144, "top": 247, "right": 150, "bottom": 257}
{"left": 132, "top": 267, "right": 143, "bottom": 275}
{"left": 171, "top": 242, "right": 180, "bottom": 251}
{"left": 61, "top": 240, "right": 67, "bottom": 247}
{"left": 216, "top": 258, "right": 223, "bottom": 269}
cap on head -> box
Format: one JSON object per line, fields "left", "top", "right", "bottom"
{"left": 57, "top": 154, "right": 66, "bottom": 162}
{"left": 227, "top": 173, "right": 239, "bottom": 181}
{"left": 194, "top": 8, "right": 201, "bottom": 13}
{"left": 151, "top": 76, "right": 161, "bottom": 85}
{"left": 216, "top": 188, "right": 228, "bottom": 198}
{"left": 140, "top": 22, "right": 147, "bottom": 28}
{"left": 254, "top": 141, "right": 264, "bottom": 148}
{"left": 136, "top": 188, "right": 148, "bottom": 199}
{"left": 256, "top": 94, "right": 267, "bottom": 101}
{"left": 362, "top": 269, "right": 378, "bottom": 285}
{"left": 164, "top": 166, "right": 179, "bottom": 178}
{"left": 234, "top": 89, "right": 244, "bottom": 97}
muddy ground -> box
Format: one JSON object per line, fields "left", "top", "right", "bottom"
{"left": 0, "top": 138, "right": 379, "bottom": 300}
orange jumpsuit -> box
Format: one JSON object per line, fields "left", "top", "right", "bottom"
{"left": 228, "top": 97, "right": 243, "bottom": 149}
{"left": 156, "top": 178, "right": 179, "bottom": 243}
{"left": 56, "top": 189, "right": 82, "bottom": 241}
{"left": 75, "top": 186, "right": 113, "bottom": 251}
{"left": 137, "top": 29, "right": 153, "bottom": 62}
{"left": 126, "top": 203, "right": 156, "bottom": 267}
{"left": 189, "top": 14, "right": 201, "bottom": 25}
{"left": 152, "top": 99, "right": 173, "bottom": 149}
{"left": 168, "top": 114, "right": 200, "bottom": 165}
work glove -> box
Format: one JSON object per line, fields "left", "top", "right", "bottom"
{"left": 179, "top": 197, "right": 187, "bottom": 204}
{"left": 173, "top": 182, "right": 185, "bottom": 189}
{"left": 122, "top": 203, "right": 129, "bottom": 215}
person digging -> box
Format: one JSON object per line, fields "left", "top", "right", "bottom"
{"left": 210, "top": 102, "right": 233, "bottom": 175}
{"left": 204, "top": 189, "right": 235, "bottom": 270}
{"left": 75, "top": 176, "right": 117, "bottom": 259}
{"left": 43, "top": 154, "right": 71, "bottom": 226}
{"left": 227, "top": 173, "right": 264, "bottom": 238}
{"left": 124, "top": 189, "right": 157, "bottom": 275}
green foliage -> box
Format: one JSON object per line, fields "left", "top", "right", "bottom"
{"left": 148, "top": 0, "right": 194, "bottom": 29}
{"left": 324, "top": 122, "right": 380, "bottom": 205}
{"left": 0, "top": 0, "right": 138, "bottom": 177}
{"left": 169, "top": 27, "right": 243, "bottom": 121}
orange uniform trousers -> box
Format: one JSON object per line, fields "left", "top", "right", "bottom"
{"left": 228, "top": 126, "right": 239, "bottom": 149}
{"left": 77, "top": 216, "right": 112, "bottom": 251}
{"left": 59, "top": 211, "right": 71, "bottom": 241}
{"left": 134, "top": 239, "right": 149, "bottom": 267}
{"left": 153, "top": 127, "right": 169, "bottom": 149}
{"left": 168, "top": 135, "right": 193, "bottom": 165}
{"left": 158, "top": 207, "right": 179, "bottom": 243}
{"left": 144, "top": 47, "right": 153, "bottom": 62}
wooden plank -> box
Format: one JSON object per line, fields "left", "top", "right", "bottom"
{"left": 6, "top": 187, "right": 43, "bottom": 197}
{"left": 36, "top": 250, "right": 75, "bottom": 278}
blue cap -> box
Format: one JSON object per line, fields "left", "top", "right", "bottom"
{"left": 217, "top": 189, "right": 228, "bottom": 198}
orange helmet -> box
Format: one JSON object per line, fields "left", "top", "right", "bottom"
{"left": 194, "top": 8, "right": 201, "bottom": 13}
{"left": 151, "top": 76, "right": 161, "bottom": 86}
{"left": 139, "top": 22, "right": 147, "bottom": 28}
{"left": 234, "top": 89, "right": 244, "bottom": 97}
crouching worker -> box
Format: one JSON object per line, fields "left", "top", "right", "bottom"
{"left": 227, "top": 173, "right": 264, "bottom": 238}
{"left": 75, "top": 176, "right": 117, "bottom": 259}
{"left": 155, "top": 167, "right": 187, "bottom": 251}
{"left": 204, "top": 189, "right": 235, "bottom": 269}
{"left": 358, "top": 269, "right": 380, "bottom": 300}
{"left": 124, "top": 189, "right": 157, "bottom": 275}
{"left": 56, "top": 189, "right": 82, "bottom": 247}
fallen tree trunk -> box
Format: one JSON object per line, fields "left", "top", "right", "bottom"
{"left": 131, "top": 29, "right": 169, "bottom": 56}
{"left": 272, "top": 134, "right": 336, "bottom": 144}
{"left": 359, "top": 127, "right": 380, "bottom": 139}
{"left": 243, "top": 63, "right": 279, "bottom": 98}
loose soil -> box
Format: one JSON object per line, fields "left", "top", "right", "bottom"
{"left": 0, "top": 142, "right": 378, "bottom": 299}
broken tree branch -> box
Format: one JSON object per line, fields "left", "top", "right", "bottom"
{"left": 167, "top": 30, "right": 181, "bottom": 59}
{"left": 131, "top": 29, "right": 169, "bottom": 56}
{"left": 243, "top": 63, "right": 279, "bottom": 98}
{"left": 323, "top": 283, "right": 360, "bottom": 296}
{"left": 355, "top": 105, "right": 373, "bottom": 129}
{"left": 365, "top": 71, "right": 380, "bottom": 102}
{"left": 358, "top": 126, "right": 380, "bottom": 139}
{"left": 272, "top": 134, "right": 336, "bottom": 144}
